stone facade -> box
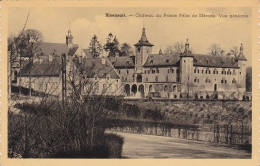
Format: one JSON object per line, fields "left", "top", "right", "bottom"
{"left": 14, "top": 28, "right": 249, "bottom": 100}
{"left": 112, "top": 28, "right": 248, "bottom": 100}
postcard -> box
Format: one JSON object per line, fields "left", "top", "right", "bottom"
{"left": 1, "top": 0, "right": 259, "bottom": 166}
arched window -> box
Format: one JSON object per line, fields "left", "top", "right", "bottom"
{"left": 173, "top": 85, "right": 176, "bottom": 92}
{"left": 232, "top": 79, "right": 236, "bottom": 84}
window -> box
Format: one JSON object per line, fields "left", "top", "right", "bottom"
{"left": 118, "top": 70, "right": 120, "bottom": 74}
{"left": 197, "top": 69, "right": 199, "bottom": 73}
{"left": 145, "top": 77, "right": 148, "bottom": 82}
{"left": 156, "top": 68, "right": 159, "bottom": 73}
{"left": 184, "top": 60, "right": 186, "bottom": 63}
{"left": 127, "top": 70, "right": 129, "bottom": 74}
{"left": 173, "top": 85, "right": 176, "bottom": 92}
{"left": 166, "top": 59, "right": 169, "bottom": 63}
{"left": 176, "top": 69, "right": 179, "bottom": 73}
{"left": 194, "top": 77, "right": 199, "bottom": 83}
{"left": 166, "top": 75, "right": 169, "bottom": 82}
{"left": 208, "top": 70, "right": 211, "bottom": 74}
{"left": 150, "top": 60, "right": 153, "bottom": 64}
{"left": 169, "top": 68, "right": 174, "bottom": 73}
{"left": 202, "top": 70, "right": 204, "bottom": 74}
{"left": 194, "top": 69, "right": 196, "bottom": 73}
{"left": 232, "top": 79, "right": 236, "bottom": 84}
{"left": 205, "top": 78, "right": 211, "bottom": 83}
{"left": 155, "top": 76, "right": 158, "bottom": 82}
{"left": 233, "top": 70, "right": 236, "bottom": 75}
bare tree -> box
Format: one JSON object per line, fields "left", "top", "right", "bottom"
{"left": 208, "top": 44, "right": 225, "bottom": 56}
{"left": 88, "top": 35, "right": 103, "bottom": 58}
{"left": 164, "top": 41, "right": 185, "bottom": 55}
{"left": 228, "top": 46, "right": 239, "bottom": 57}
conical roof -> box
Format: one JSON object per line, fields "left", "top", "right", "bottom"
{"left": 134, "top": 27, "right": 153, "bottom": 47}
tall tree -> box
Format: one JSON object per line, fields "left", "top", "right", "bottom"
{"left": 208, "top": 44, "right": 225, "bottom": 56}
{"left": 120, "top": 43, "right": 133, "bottom": 56}
{"left": 104, "top": 33, "right": 120, "bottom": 57}
{"left": 8, "top": 29, "right": 43, "bottom": 96}
{"left": 88, "top": 35, "right": 103, "bottom": 58}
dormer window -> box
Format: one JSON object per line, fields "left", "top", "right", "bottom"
{"left": 137, "top": 47, "right": 141, "bottom": 52}
{"left": 150, "top": 60, "right": 153, "bottom": 64}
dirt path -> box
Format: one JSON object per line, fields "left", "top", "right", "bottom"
{"left": 111, "top": 132, "right": 251, "bottom": 158}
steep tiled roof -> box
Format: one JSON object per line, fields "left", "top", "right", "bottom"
{"left": 19, "top": 61, "right": 61, "bottom": 77}
{"left": 193, "top": 54, "right": 239, "bottom": 68}
{"left": 143, "top": 53, "right": 239, "bottom": 68}
{"left": 38, "top": 42, "right": 78, "bottom": 57}
{"left": 143, "top": 54, "right": 180, "bottom": 67}
{"left": 78, "top": 58, "right": 120, "bottom": 79}
{"left": 111, "top": 56, "right": 135, "bottom": 69}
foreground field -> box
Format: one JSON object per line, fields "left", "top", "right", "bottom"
{"left": 112, "top": 132, "right": 251, "bottom": 158}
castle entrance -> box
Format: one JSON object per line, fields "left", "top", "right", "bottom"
{"left": 131, "top": 84, "right": 137, "bottom": 95}
{"left": 138, "top": 84, "right": 144, "bottom": 97}
{"left": 124, "top": 84, "right": 130, "bottom": 96}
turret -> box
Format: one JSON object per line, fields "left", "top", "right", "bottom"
{"left": 66, "top": 29, "right": 73, "bottom": 49}
{"left": 134, "top": 27, "right": 153, "bottom": 73}
{"left": 237, "top": 43, "right": 247, "bottom": 92}
{"left": 180, "top": 39, "right": 194, "bottom": 94}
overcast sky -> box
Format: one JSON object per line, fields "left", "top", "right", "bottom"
{"left": 8, "top": 7, "right": 252, "bottom": 65}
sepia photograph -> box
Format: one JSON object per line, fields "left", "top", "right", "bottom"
{"left": 7, "top": 7, "right": 252, "bottom": 159}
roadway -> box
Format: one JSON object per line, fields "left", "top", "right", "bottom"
{"left": 111, "top": 132, "right": 251, "bottom": 158}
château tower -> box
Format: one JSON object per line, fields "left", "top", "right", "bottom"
{"left": 66, "top": 29, "right": 74, "bottom": 49}
{"left": 237, "top": 43, "right": 247, "bottom": 92}
{"left": 134, "top": 27, "right": 153, "bottom": 74}
{"left": 180, "top": 39, "right": 194, "bottom": 94}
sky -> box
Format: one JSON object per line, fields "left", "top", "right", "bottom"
{"left": 8, "top": 7, "right": 252, "bottom": 65}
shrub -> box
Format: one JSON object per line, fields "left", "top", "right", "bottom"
{"left": 8, "top": 100, "right": 124, "bottom": 158}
